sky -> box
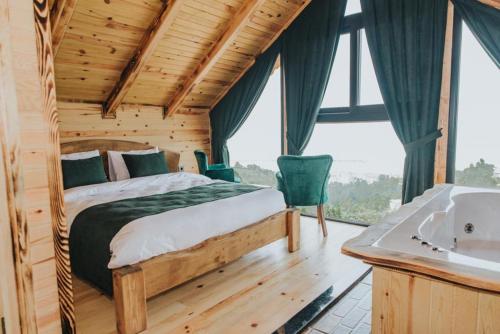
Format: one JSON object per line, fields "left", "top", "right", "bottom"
{"left": 227, "top": 0, "right": 500, "bottom": 183}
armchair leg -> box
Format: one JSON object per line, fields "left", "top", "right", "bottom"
{"left": 317, "top": 205, "right": 328, "bottom": 237}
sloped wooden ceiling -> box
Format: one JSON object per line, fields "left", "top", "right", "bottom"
{"left": 52, "top": 0, "right": 310, "bottom": 117}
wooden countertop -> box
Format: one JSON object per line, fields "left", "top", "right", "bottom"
{"left": 341, "top": 185, "right": 500, "bottom": 294}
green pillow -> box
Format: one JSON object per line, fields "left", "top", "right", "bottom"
{"left": 61, "top": 156, "right": 108, "bottom": 189}
{"left": 122, "top": 152, "right": 168, "bottom": 178}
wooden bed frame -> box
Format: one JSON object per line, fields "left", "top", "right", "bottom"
{"left": 60, "top": 139, "right": 300, "bottom": 334}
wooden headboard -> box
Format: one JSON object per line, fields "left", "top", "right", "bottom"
{"left": 60, "top": 139, "right": 181, "bottom": 178}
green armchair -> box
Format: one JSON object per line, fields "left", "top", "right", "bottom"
{"left": 194, "top": 150, "right": 239, "bottom": 182}
{"left": 276, "top": 155, "right": 333, "bottom": 237}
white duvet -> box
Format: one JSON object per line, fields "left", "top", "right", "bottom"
{"left": 64, "top": 172, "right": 286, "bottom": 269}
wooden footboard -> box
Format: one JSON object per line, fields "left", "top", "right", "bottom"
{"left": 112, "top": 208, "right": 300, "bottom": 334}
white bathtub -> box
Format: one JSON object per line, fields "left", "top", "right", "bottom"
{"left": 374, "top": 185, "right": 500, "bottom": 274}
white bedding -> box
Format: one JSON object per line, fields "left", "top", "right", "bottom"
{"left": 64, "top": 172, "right": 286, "bottom": 269}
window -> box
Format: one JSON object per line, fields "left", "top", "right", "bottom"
{"left": 455, "top": 24, "right": 500, "bottom": 189}
{"left": 360, "top": 30, "right": 383, "bottom": 105}
{"left": 227, "top": 70, "right": 281, "bottom": 187}
{"left": 345, "top": 0, "right": 361, "bottom": 15}
{"left": 305, "top": 6, "right": 404, "bottom": 226}
{"left": 303, "top": 123, "right": 404, "bottom": 225}
{"left": 318, "top": 11, "right": 387, "bottom": 123}
{"left": 321, "top": 34, "right": 350, "bottom": 108}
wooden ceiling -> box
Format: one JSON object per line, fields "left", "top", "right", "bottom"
{"left": 51, "top": 0, "right": 310, "bottom": 117}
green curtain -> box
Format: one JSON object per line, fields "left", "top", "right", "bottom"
{"left": 453, "top": 0, "right": 500, "bottom": 68}
{"left": 210, "top": 42, "right": 281, "bottom": 164}
{"left": 361, "top": 0, "right": 449, "bottom": 204}
{"left": 281, "top": 0, "right": 347, "bottom": 155}
{"left": 446, "top": 12, "right": 463, "bottom": 183}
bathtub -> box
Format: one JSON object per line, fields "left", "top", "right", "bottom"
{"left": 375, "top": 185, "right": 500, "bottom": 274}
{"left": 342, "top": 185, "right": 500, "bottom": 333}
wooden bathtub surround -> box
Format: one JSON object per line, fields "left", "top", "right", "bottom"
{"left": 102, "top": 0, "right": 185, "bottom": 118}
{"left": 342, "top": 185, "right": 500, "bottom": 294}
{"left": 372, "top": 266, "right": 500, "bottom": 334}
{"left": 112, "top": 209, "right": 300, "bottom": 334}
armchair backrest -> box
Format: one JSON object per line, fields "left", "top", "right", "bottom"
{"left": 277, "top": 155, "right": 333, "bottom": 206}
{"left": 194, "top": 150, "right": 209, "bottom": 175}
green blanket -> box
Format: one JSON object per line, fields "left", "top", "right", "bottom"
{"left": 69, "top": 182, "right": 262, "bottom": 295}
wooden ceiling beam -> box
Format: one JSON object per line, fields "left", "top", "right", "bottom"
{"left": 102, "top": 0, "right": 185, "bottom": 119}
{"left": 164, "top": 0, "right": 267, "bottom": 118}
{"left": 479, "top": 0, "right": 500, "bottom": 9}
{"left": 209, "top": 0, "right": 312, "bottom": 110}
{"left": 50, "top": 0, "right": 79, "bottom": 57}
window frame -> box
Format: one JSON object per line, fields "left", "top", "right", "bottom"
{"left": 313, "top": 12, "right": 396, "bottom": 227}
{"left": 317, "top": 13, "right": 388, "bottom": 124}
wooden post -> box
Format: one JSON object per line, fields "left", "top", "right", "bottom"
{"left": 113, "top": 266, "right": 147, "bottom": 334}
{"left": 287, "top": 209, "right": 300, "bottom": 252}
{"left": 33, "top": 0, "right": 76, "bottom": 332}
{"left": 0, "top": 0, "right": 37, "bottom": 332}
{"left": 0, "top": 0, "right": 75, "bottom": 332}
{"left": 434, "top": 1, "right": 455, "bottom": 184}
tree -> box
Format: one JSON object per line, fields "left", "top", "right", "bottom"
{"left": 456, "top": 159, "right": 499, "bottom": 188}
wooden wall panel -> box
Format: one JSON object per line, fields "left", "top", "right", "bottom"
{"left": 0, "top": 0, "right": 30, "bottom": 332}
{"left": 57, "top": 102, "right": 211, "bottom": 172}
{"left": 33, "top": 0, "right": 75, "bottom": 332}
{"left": 372, "top": 266, "right": 500, "bottom": 334}
{"left": 2, "top": 0, "right": 70, "bottom": 333}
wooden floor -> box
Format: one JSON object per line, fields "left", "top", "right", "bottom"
{"left": 73, "top": 217, "right": 369, "bottom": 334}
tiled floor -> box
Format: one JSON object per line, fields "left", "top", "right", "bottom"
{"left": 304, "top": 271, "right": 373, "bottom": 334}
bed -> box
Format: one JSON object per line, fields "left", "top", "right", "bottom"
{"left": 61, "top": 139, "right": 300, "bottom": 334}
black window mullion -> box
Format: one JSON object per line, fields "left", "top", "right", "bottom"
{"left": 318, "top": 12, "right": 390, "bottom": 124}
{"left": 350, "top": 29, "right": 361, "bottom": 107}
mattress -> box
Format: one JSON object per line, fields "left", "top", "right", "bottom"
{"left": 65, "top": 172, "right": 286, "bottom": 294}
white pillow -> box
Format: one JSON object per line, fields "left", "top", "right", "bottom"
{"left": 61, "top": 150, "right": 100, "bottom": 160}
{"left": 108, "top": 147, "right": 159, "bottom": 181}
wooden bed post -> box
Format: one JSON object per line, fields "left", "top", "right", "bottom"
{"left": 113, "top": 266, "right": 147, "bottom": 334}
{"left": 287, "top": 209, "right": 300, "bottom": 252}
